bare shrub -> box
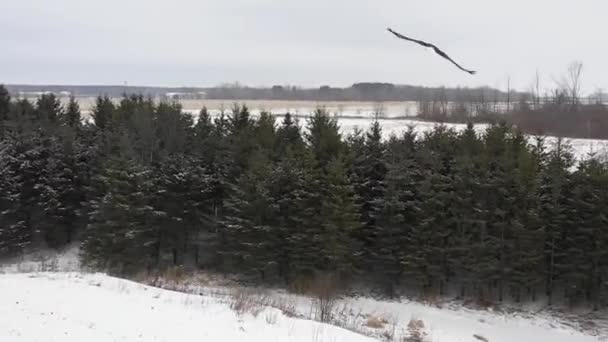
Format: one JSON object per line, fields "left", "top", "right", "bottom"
{"left": 267, "top": 295, "right": 297, "bottom": 318}
{"left": 310, "top": 273, "right": 340, "bottom": 323}
{"left": 403, "top": 318, "right": 427, "bottom": 342}
{"left": 229, "top": 288, "right": 265, "bottom": 317}
{"left": 40, "top": 257, "right": 59, "bottom": 272}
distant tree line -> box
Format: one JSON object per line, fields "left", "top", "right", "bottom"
{"left": 418, "top": 63, "right": 608, "bottom": 139}
{"left": 1, "top": 84, "right": 607, "bottom": 309}
{"left": 6, "top": 83, "right": 520, "bottom": 103}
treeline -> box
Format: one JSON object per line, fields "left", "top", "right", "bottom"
{"left": 419, "top": 92, "right": 608, "bottom": 139}
{"left": 1, "top": 84, "right": 607, "bottom": 309}
{"left": 205, "top": 83, "right": 518, "bottom": 102}
{"left": 417, "top": 63, "right": 608, "bottom": 139}
{"left": 6, "top": 83, "right": 517, "bottom": 103}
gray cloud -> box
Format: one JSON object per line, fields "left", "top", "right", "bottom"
{"left": 1, "top": 0, "right": 606, "bottom": 93}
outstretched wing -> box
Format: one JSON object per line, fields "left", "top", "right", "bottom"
{"left": 387, "top": 28, "right": 476, "bottom": 75}
{"left": 387, "top": 28, "right": 434, "bottom": 48}
{"left": 430, "top": 46, "right": 476, "bottom": 75}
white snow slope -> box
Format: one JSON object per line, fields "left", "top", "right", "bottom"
{"left": 0, "top": 272, "right": 375, "bottom": 342}
{"left": 1, "top": 271, "right": 603, "bottom": 342}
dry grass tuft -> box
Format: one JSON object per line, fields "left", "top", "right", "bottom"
{"left": 365, "top": 315, "right": 388, "bottom": 329}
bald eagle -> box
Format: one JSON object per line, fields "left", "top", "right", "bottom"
{"left": 387, "top": 28, "right": 476, "bottom": 75}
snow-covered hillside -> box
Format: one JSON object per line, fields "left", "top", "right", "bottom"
{"left": 152, "top": 279, "right": 604, "bottom": 342}
{"left": 0, "top": 273, "right": 374, "bottom": 342}
{"left": 1, "top": 271, "right": 603, "bottom": 342}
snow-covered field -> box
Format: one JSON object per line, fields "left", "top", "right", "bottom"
{"left": 1, "top": 248, "right": 604, "bottom": 342}
{"left": 0, "top": 271, "right": 603, "bottom": 342}
{"left": 0, "top": 272, "right": 374, "bottom": 342}
{"left": 150, "top": 278, "right": 605, "bottom": 342}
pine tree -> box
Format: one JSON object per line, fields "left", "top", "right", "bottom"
{"left": 17, "top": 130, "right": 52, "bottom": 248}
{"left": 319, "top": 157, "right": 360, "bottom": 274}
{"left": 221, "top": 151, "right": 277, "bottom": 279}
{"left": 63, "top": 96, "right": 82, "bottom": 128}
{"left": 193, "top": 107, "right": 215, "bottom": 161}
{"left": 268, "top": 150, "right": 307, "bottom": 283}
{"left": 81, "top": 156, "right": 159, "bottom": 274}
{"left": 504, "top": 130, "right": 544, "bottom": 303}
{"left": 540, "top": 138, "right": 575, "bottom": 305}
{"left": 275, "top": 113, "right": 304, "bottom": 160}
{"left": 562, "top": 158, "right": 608, "bottom": 308}
{"left": 92, "top": 96, "right": 115, "bottom": 130}
{"left": 374, "top": 147, "right": 421, "bottom": 295}
{"left": 11, "top": 99, "right": 36, "bottom": 130}
{"left": 288, "top": 151, "right": 327, "bottom": 277}
{"left": 35, "top": 93, "right": 62, "bottom": 124}
{"left": 227, "top": 104, "right": 255, "bottom": 179}
{"left": 306, "top": 109, "right": 343, "bottom": 170}
{"left": 37, "top": 135, "right": 82, "bottom": 247}
{"left": 152, "top": 155, "right": 214, "bottom": 266}
{"left": 155, "top": 101, "right": 193, "bottom": 156}
{"left": 0, "top": 85, "right": 10, "bottom": 121}
{"left": 351, "top": 120, "right": 387, "bottom": 271}
{"left": 0, "top": 137, "right": 29, "bottom": 256}
{"left": 448, "top": 123, "right": 484, "bottom": 299}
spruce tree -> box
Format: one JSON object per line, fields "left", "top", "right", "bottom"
{"left": 35, "top": 93, "right": 62, "bottom": 124}
{"left": 92, "top": 96, "right": 115, "bottom": 130}
{"left": 540, "top": 138, "right": 574, "bottom": 305}
{"left": 0, "top": 84, "right": 11, "bottom": 123}
{"left": 0, "top": 137, "right": 29, "bottom": 256}
{"left": 221, "top": 151, "right": 277, "bottom": 279}
{"left": 351, "top": 120, "right": 387, "bottom": 271}
{"left": 63, "top": 96, "right": 82, "bottom": 128}
{"left": 81, "top": 156, "right": 159, "bottom": 274}
{"left": 319, "top": 157, "right": 360, "bottom": 275}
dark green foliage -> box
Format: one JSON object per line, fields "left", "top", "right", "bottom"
{"left": 37, "top": 135, "right": 82, "bottom": 247}
{"left": 0, "top": 85, "right": 10, "bottom": 121}
{"left": 349, "top": 121, "right": 388, "bottom": 271}
{"left": 0, "top": 137, "right": 29, "bottom": 255}
{"left": 92, "top": 96, "right": 115, "bottom": 130}
{"left": 35, "top": 93, "right": 62, "bottom": 124}
{"left": 81, "top": 156, "right": 159, "bottom": 274}
{"left": 306, "top": 109, "right": 343, "bottom": 170}
{"left": 63, "top": 96, "right": 82, "bottom": 128}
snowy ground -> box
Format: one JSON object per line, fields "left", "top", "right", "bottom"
{"left": 149, "top": 277, "right": 605, "bottom": 342}
{"left": 0, "top": 273, "right": 374, "bottom": 342}
{"left": 0, "top": 250, "right": 605, "bottom": 341}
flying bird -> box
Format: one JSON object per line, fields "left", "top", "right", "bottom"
{"left": 387, "top": 28, "right": 476, "bottom": 75}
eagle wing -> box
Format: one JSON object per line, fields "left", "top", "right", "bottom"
{"left": 387, "top": 28, "right": 476, "bottom": 75}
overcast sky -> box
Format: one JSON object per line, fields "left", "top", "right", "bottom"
{"left": 1, "top": 0, "right": 606, "bottom": 93}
